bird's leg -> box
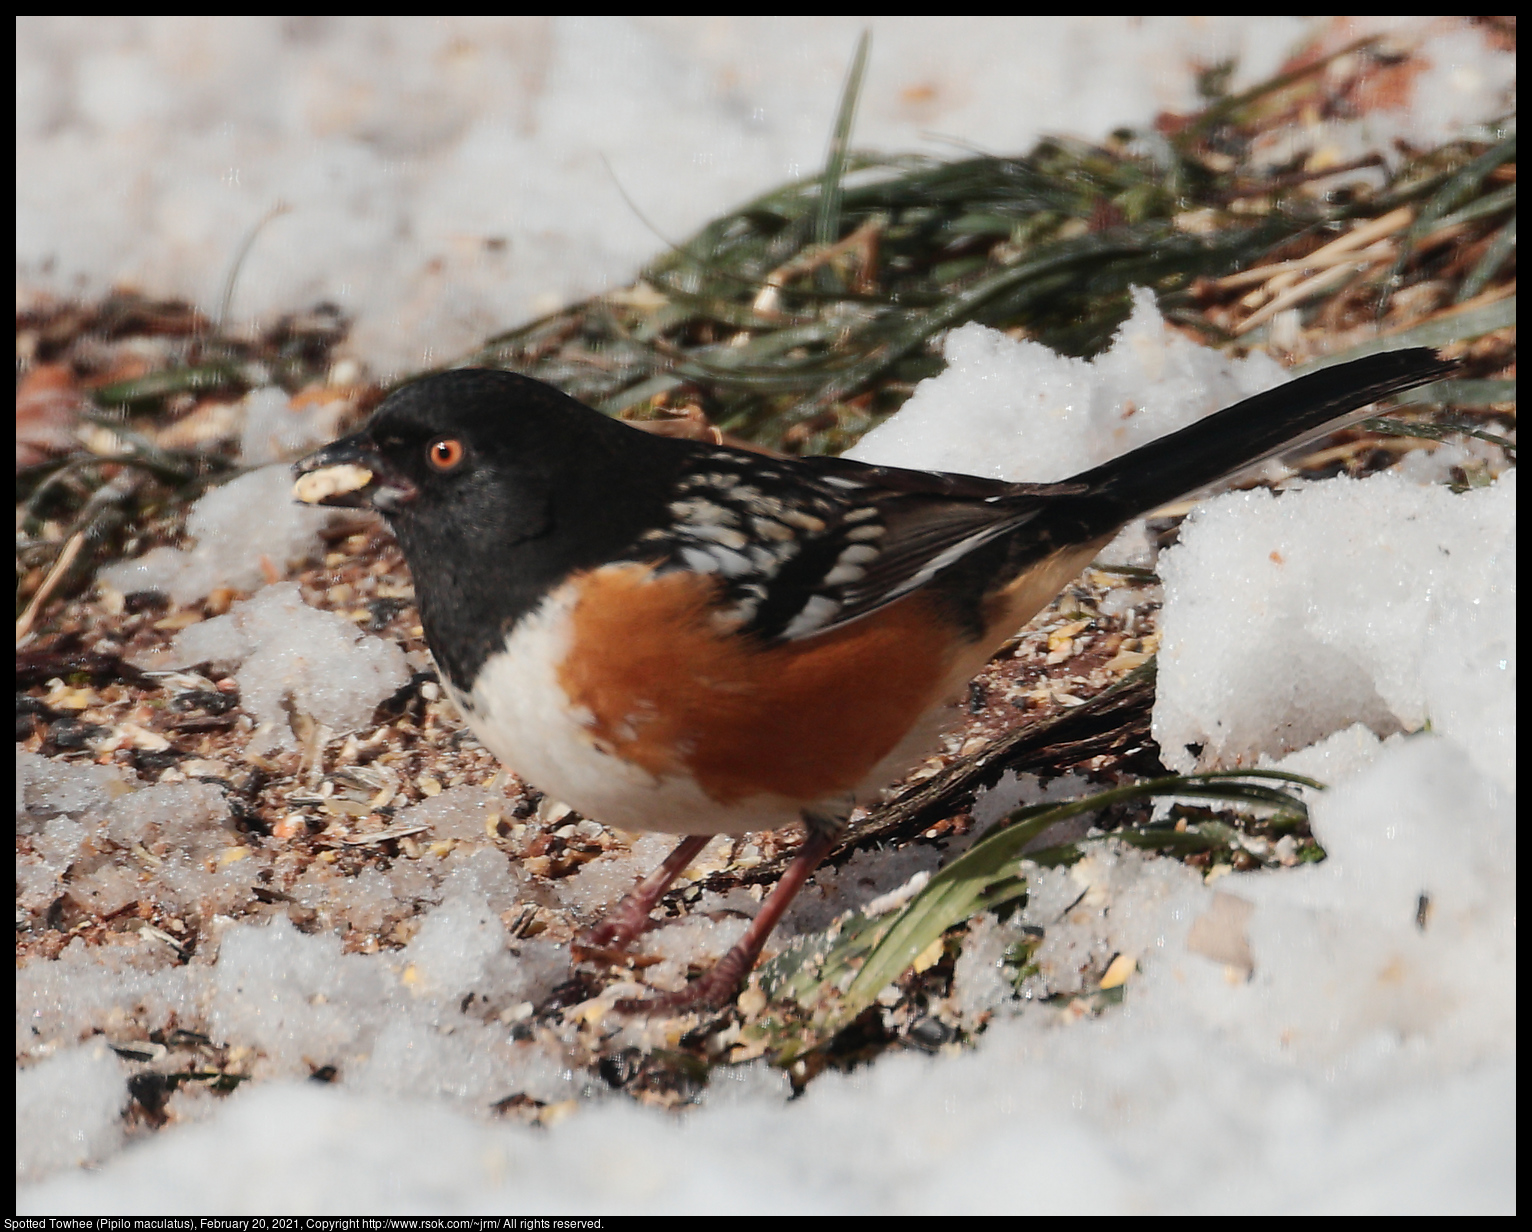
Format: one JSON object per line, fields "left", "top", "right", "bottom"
{"left": 616, "top": 818, "right": 841, "bottom": 1014}
{"left": 576, "top": 833, "right": 713, "bottom": 957}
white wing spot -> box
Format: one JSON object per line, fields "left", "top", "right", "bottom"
{"left": 740, "top": 492, "right": 789, "bottom": 519}
{"left": 780, "top": 510, "right": 827, "bottom": 533}
{"left": 750, "top": 544, "right": 792, "bottom": 571}
{"left": 710, "top": 547, "right": 755, "bottom": 577}
{"left": 711, "top": 600, "right": 758, "bottom": 631}
{"left": 685, "top": 523, "right": 749, "bottom": 550}
{"left": 671, "top": 498, "right": 739, "bottom": 526}
{"left": 680, "top": 546, "right": 721, "bottom": 574}
{"left": 836, "top": 543, "right": 881, "bottom": 566}
{"left": 681, "top": 472, "right": 742, "bottom": 490}
{"left": 781, "top": 594, "right": 841, "bottom": 639}
{"left": 750, "top": 517, "right": 795, "bottom": 542}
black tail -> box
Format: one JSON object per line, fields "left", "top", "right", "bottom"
{"left": 1071, "top": 347, "right": 1459, "bottom": 527}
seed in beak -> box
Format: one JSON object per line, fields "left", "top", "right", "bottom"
{"left": 293, "top": 463, "right": 374, "bottom": 505}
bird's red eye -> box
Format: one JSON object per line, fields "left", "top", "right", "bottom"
{"left": 427, "top": 437, "right": 465, "bottom": 471}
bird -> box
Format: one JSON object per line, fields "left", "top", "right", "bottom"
{"left": 293, "top": 347, "right": 1456, "bottom": 1011}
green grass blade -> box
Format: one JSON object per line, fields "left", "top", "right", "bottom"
{"left": 1296, "top": 296, "right": 1517, "bottom": 371}
{"left": 1382, "top": 131, "right": 1517, "bottom": 315}
{"left": 815, "top": 30, "right": 872, "bottom": 266}
{"left": 1457, "top": 216, "right": 1517, "bottom": 304}
{"left": 834, "top": 770, "right": 1318, "bottom": 1023}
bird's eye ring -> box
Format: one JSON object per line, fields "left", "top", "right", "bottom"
{"left": 427, "top": 437, "right": 465, "bottom": 472}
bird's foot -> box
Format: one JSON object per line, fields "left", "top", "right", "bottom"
{"left": 611, "top": 949, "right": 753, "bottom": 1016}
{"left": 572, "top": 833, "right": 713, "bottom": 964}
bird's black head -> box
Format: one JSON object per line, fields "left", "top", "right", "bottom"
{"left": 293, "top": 367, "right": 683, "bottom": 688}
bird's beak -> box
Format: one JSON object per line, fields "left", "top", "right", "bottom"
{"left": 292, "top": 437, "right": 418, "bottom": 513}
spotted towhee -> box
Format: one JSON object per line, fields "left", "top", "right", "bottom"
{"left": 294, "top": 347, "right": 1455, "bottom": 1010}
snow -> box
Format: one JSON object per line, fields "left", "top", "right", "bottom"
{"left": 1154, "top": 470, "right": 1517, "bottom": 793}
{"left": 161, "top": 581, "right": 411, "bottom": 753}
{"left": 16, "top": 1043, "right": 129, "bottom": 1184}
{"left": 20, "top": 17, "right": 1512, "bottom": 378}
{"left": 16, "top": 15, "right": 1515, "bottom": 1217}
{"left": 845, "top": 289, "right": 1289, "bottom": 483}
{"left": 97, "top": 465, "right": 337, "bottom": 606}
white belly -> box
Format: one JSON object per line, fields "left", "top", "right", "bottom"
{"left": 448, "top": 587, "right": 806, "bottom": 836}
